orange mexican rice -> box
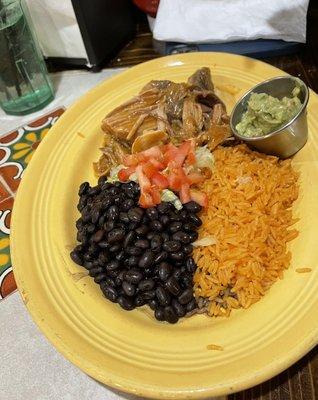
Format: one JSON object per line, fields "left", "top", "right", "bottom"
{"left": 193, "top": 144, "right": 299, "bottom": 317}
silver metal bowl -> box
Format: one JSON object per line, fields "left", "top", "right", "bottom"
{"left": 230, "top": 76, "right": 309, "bottom": 158}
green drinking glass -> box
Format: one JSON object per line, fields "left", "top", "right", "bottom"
{"left": 0, "top": 0, "right": 54, "bottom": 115}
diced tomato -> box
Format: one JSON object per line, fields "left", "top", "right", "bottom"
{"left": 142, "top": 145, "right": 163, "bottom": 161}
{"left": 150, "top": 186, "right": 162, "bottom": 205}
{"left": 149, "top": 158, "right": 165, "bottom": 170}
{"left": 151, "top": 172, "right": 168, "bottom": 189}
{"left": 142, "top": 161, "right": 157, "bottom": 178}
{"left": 139, "top": 192, "right": 155, "bottom": 208}
{"left": 136, "top": 165, "right": 151, "bottom": 192}
{"left": 180, "top": 183, "right": 191, "bottom": 204}
{"left": 187, "top": 171, "right": 205, "bottom": 185}
{"left": 118, "top": 166, "right": 136, "bottom": 182}
{"left": 168, "top": 167, "right": 187, "bottom": 191}
{"left": 185, "top": 140, "right": 196, "bottom": 165}
{"left": 190, "top": 189, "right": 208, "bottom": 208}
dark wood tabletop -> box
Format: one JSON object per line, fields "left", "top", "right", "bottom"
{"left": 48, "top": 4, "right": 318, "bottom": 398}
{"left": 105, "top": 10, "right": 318, "bottom": 400}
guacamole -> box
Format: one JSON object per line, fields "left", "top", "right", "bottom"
{"left": 236, "top": 85, "right": 302, "bottom": 137}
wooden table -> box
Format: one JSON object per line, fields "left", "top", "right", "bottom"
{"left": 105, "top": 13, "right": 318, "bottom": 400}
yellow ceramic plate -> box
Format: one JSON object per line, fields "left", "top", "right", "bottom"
{"left": 11, "top": 53, "right": 318, "bottom": 399}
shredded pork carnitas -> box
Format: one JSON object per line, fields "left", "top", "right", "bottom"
{"left": 94, "top": 67, "right": 232, "bottom": 176}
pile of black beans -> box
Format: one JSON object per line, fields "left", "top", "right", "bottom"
{"left": 70, "top": 177, "right": 202, "bottom": 324}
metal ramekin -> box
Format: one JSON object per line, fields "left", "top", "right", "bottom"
{"left": 230, "top": 76, "right": 309, "bottom": 158}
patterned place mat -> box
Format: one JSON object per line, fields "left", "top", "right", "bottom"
{"left": 0, "top": 107, "right": 65, "bottom": 299}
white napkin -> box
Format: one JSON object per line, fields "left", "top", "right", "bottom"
{"left": 153, "top": 0, "right": 310, "bottom": 44}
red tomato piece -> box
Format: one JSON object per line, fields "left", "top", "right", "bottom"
{"left": 118, "top": 166, "right": 136, "bottom": 182}
{"left": 136, "top": 165, "right": 151, "bottom": 192}
{"left": 142, "top": 161, "right": 157, "bottom": 178}
{"left": 139, "top": 192, "right": 155, "bottom": 208}
{"left": 142, "top": 145, "right": 163, "bottom": 161}
{"left": 167, "top": 167, "right": 187, "bottom": 191}
{"left": 151, "top": 172, "right": 168, "bottom": 189}
{"left": 150, "top": 186, "right": 162, "bottom": 205}
{"left": 190, "top": 189, "right": 208, "bottom": 208}
{"left": 180, "top": 183, "right": 191, "bottom": 204}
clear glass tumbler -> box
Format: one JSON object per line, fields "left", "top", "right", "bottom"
{"left": 0, "top": 0, "right": 54, "bottom": 115}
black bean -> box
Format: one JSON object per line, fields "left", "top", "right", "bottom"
{"left": 122, "top": 281, "right": 136, "bottom": 297}
{"left": 77, "top": 197, "right": 87, "bottom": 212}
{"left": 98, "top": 214, "right": 106, "bottom": 227}
{"left": 165, "top": 276, "right": 181, "bottom": 296}
{"left": 106, "top": 260, "right": 120, "bottom": 272}
{"left": 126, "top": 246, "right": 142, "bottom": 256}
{"left": 94, "top": 273, "right": 107, "bottom": 283}
{"left": 146, "top": 232, "right": 155, "bottom": 240}
{"left": 125, "top": 269, "right": 143, "bottom": 284}
{"left": 142, "top": 215, "right": 149, "bottom": 224}
{"left": 77, "top": 230, "right": 87, "bottom": 244}
{"left": 101, "top": 197, "right": 112, "bottom": 209}
{"left": 186, "top": 299, "right": 197, "bottom": 312}
{"left": 83, "top": 261, "right": 94, "bottom": 270}
{"left": 100, "top": 283, "right": 117, "bottom": 302}
{"left": 161, "top": 232, "right": 170, "bottom": 242}
{"left": 148, "top": 299, "right": 158, "bottom": 310}
{"left": 180, "top": 274, "right": 192, "bottom": 288}
{"left": 128, "top": 207, "right": 144, "bottom": 223}
{"left": 119, "top": 212, "right": 130, "bottom": 223}
{"left": 185, "top": 201, "right": 202, "bottom": 213}
{"left": 115, "top": 251, "right": 125, "bottom": 261}
{"left": 156, "top": 286, "right": 171, "bottom": 306}
{"left": 81, "top": 207, "right": 91, "bottom": 222}
{"left": 144, "top": 266, "right": 156, "bottom": 277}
{"left": 157, "top": 202, "right": 172, "bottom": 214}
{"left": 124, "top": 231, "right": 135, "bottom": 248}
{"left": 183, "top": 222, "right": 196, "bottom": 232}
{"left": 135, "top": 294, "right": 147, "bottom": 307}
{"left": 109, "top": 186, "right": 119, "bottom": 195}
{"left": 88, "top": 186, "right": 100, "bottom": 196}
{"left": 97, "top": 175, "right": 107, "bottom": 185}
{"left": 121, "top": 198, "right": 134, "bottom": 211}
{"left": 108, "top": 228, "right": 125, "bottom": 244}
{"left": 109, "top": 244, "right": 121, "bottom": 253}
{"left": 163, "top": 240, "right": 181, "bottom": 253}
{"left": 164, "top": 306, "right": 178, "bottom": 323}
{"left": 178, "top": 288, "right": 194, "bottom": 305}
{"left": 107, "top": 205, "right": 119, "bottom": 221}
{"left": 98, "top": 240, "right": 109, "bottom": 249}
{"left": 188, "top": 231, "right": 199, "bottom": 242}
{"left": 169, "top": 211, "right": 181, "bottom": 221}
{"left": 138, "top": 279, "right": 155, "bottom": 291}
{"left": 104, "top": 220, "right": 115, "bottom": 232}
{"left": 179, "top": 209, "right": 189, "bottom": 221}
{"left": 118, "top": 296, "right": 135, "bottom": 311}
{"left": 186, "top": 257, "right": 196, "bottom": 273}
{"left": 135, "top": 239, "right": 149, "bottom": 249}
{"left": 146, "top": 207, "right": 158, "bottom": 220}
{"left": 116, "top": 222, "right": 126, "bottom": 231}
{"left": 169, "top": 221, "right": 183, "bottom": 233}
{"left": 158, "top": 262, "right": 172, "bottom": 281}
{"left": 83, "top": 253, "right": 92, "bottom": 262}
{"left": 173, "top": 268, "right": 183, "bottom": 280}
{"left": 87, "top": 243, "right": 99, "bottom": 256}
{"left": 92, "top": 229, "right": 104, "bottom": 242}
{"left": 188, "top": 213, "right": 202, "bottom": 227}
{"left": 170, "top": 251, "right": 185, "bottom": 261}
{"left": 172, "top": 299, "right": 186, "bottom": 317}
{"left": 89, "top": 266, "right": 103, "bottom": 277}
{"left": 154, "top": 251, "right": 168, "bottom": 264}
{"left": 135, "top": 225, "right": 149, "bottom": 236}
{"left": 75, "top": 218, "right": 84, "bottom": 230}
{"left": 155, "top": 308, "right": 165, "bottom": 321}
{"left": 172, "top": 231, "right": 191, "bottom": 244}
{"left": 160, "top": 214, "right": 170, "bottom": 226}
{"left": 150, "top": 220, "right": 163, "bottom": 232}
{"left": 114, "top": 270, "right": 127, "bottom": 286}
{"left": 183, "top": 244, "right": 193, "bottom": 254}
{"left": 123, "top": 182, "right": 139, "bottom": 198}
{"left": 142, "top": 290, "right": 156, "bottom": 300}
{"left": 91, "top": 209, "right": 100, "bottom": 224}
{"left": 79, "top": 182, "right": 89, "bottom": 196}
{"left": 70, "top": 250, "right": 83, "bottom": 265}
{"left": 86, "top": 223, "right": 95, "bottom": 234}
{"left": 127, "top": 255, "right": 139, "bottom": 267}
{"left": 138, "top": 249, "right": 155, "bottom": 268}
{"left": 151, "top": 235, "right": 162, "bottom": 252}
